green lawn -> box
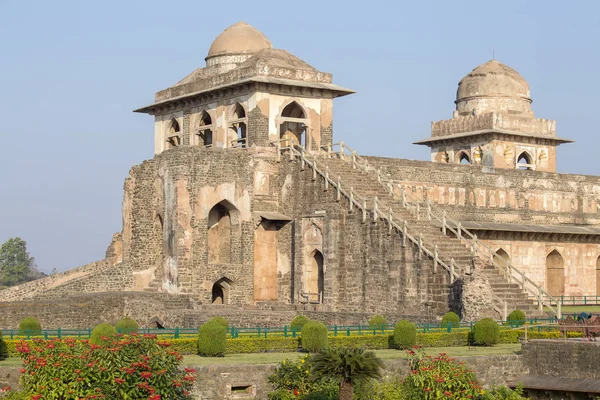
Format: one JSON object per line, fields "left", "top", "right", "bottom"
{"left": 545, "top": 305, "right": 600, "bottom": 314}
{"left": 0, "top": 358, "right": 24, "bottom": 367}
{"left": 180, "top": 344, "right": 521, "bottom": 366}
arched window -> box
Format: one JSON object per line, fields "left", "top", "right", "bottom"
{"left": 493, "top": 248, "right": 510, "bottom": 270}
{"left": 166, "top": 118, "right": 181, "bottom": 148}
{"left": 546, "top": 250, "right": 565, "bottom": 296}
{"left": 517, "top": 151, "right": 533, "bottom": 170}
{"left": 279, "top": 101, "right": 307, "bottom": 149}
{"left": 229, "top": 103, "right": 247, "bottom": 148}
{"left": 456, "top": 151, "right": 471, "bottom": 165}
{"left": 596, "top": 256, "right": 600, "bottom": 297}
{"left": 211, "top": 277, "right": 233, "bottom": 304}
{"left": 197, "top": 110, "right": 213, "bottom": 147}
{"left": 307, "top": 250, "right": 324, "bottom": 303}
{"left": 208, "top": 203, "right": 232, "bottom": 264}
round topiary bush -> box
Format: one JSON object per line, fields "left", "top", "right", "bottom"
{"left": 115, "top": 317, "right": 139, "bottom": 334}
{"left": 212, "top": 316, "right": 229, "bottom": 330}
{"left": 507, "top": 309, "right": 526, "bottom": 326}
{"left": 393, "top": 320, "right": 416, "bottom": 349}
{"left": 290, "top": 315, "right": 310, "bottom": 333}
{"left": 0, "top": 330, "right": 7, "bottom": 360}
{"left": 90, "top": 323, "right": 117, "bottom": 345}
{"left": 473, "top": 318, "right": 500, "bottom": 346}
{"left": 18, "top": 317, "right": 42, "bottom": 336}
{"left": 441, "top": 311, "right": 461, "bottom": 328}
{"left": 301, "top": 320, "right": 328, "bottom": 353}
{"left": 198, "top": 319, "right": 226, "bottom": 357}
{"left": 368, "top": 315, "right": 387, "bottom": 329}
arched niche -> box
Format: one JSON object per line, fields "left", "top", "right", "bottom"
{"left": 207, "top": 200, "right": 240, "bottom": 264}
{"left": 546, "top": 250, "right": 565, "bottom": 296}
{"left": 306, "top": 249, "right": 324, "bottom": 303}
{"left": 279, "top": 100, "right": 308, "bottom": 149}
{"left": 212, "top": 277, "right": 233, "bottom": 304}
{"left": 493, "top": 248, "right": 510, "bottom": 270}
{"left": 154, "top": 214, "right": 164, "bottom": 270}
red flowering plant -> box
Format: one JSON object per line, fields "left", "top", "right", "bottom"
{"left": 14, "top": 334, "right": 195, "bottom": 400}
{"left": 402, "top": 346, "right": 483, "bottom": 400}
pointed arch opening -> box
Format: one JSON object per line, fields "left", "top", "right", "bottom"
{"left": 207, "top": 201, "right": 239, "bottom": 264}
{"left": 596, "top": 255, "right": 600, "bottom": 297}
{"left": 166, "top": 118, "right": 181, "bottom": 149}
{"left": 229, "top": 103, "right": 247, "bottom": 148}
{"left": 517, "top": 151, "right": 534, "bottom": 170}
{"left": 197, "top": 110, "right": 213, "bottom": 147}
{"left": 279, "top": 101, "right": 308, "bottom": 149}
{"left": 211, "top": 277, "right": 233, "bottom": 304}
{"left": 456, "top": 151, "right": 471, "bottom": 165}
{"left": 546, "top": 250, "right": 565, "bottom": 296}
{"left": 306, "top": 250, "right": 324, "bottom": 303}
{"left": 154, "top": 214, "right": 164, "bottom": 271}
{"left": 493, "top": 248, "right": 510, "bottom": 271}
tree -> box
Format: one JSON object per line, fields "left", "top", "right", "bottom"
{"left": 310, "top": 347, "right": 383, "bottom": 400}
{"left": 0, "top": 237, "right": 36, "bottom": 286}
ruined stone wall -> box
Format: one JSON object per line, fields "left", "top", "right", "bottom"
{"left": 366, "top": 156, "right": 600, "bottom": 225}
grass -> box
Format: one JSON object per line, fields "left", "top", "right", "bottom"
{"left": 544, "top": 305, "right": 600, "bottom": 314}
{"left": 0, "top": 358, "right": 23, "bottom": 367}
{"left": 180, "top": 344, "right": 521, "bottom": 366}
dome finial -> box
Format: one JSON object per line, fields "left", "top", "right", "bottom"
{"left": 206, "top": 21, "right": 272, "bottom": 60}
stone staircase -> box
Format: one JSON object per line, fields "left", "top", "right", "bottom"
{"left": 310, "top": 151, "right": 540, "bottom": 316}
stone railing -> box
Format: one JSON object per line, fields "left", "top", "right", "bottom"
{"left": 319, "top": 141, "right": 559, "bottom": 318}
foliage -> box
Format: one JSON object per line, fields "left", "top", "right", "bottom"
{"left": 90, "top": 323, "right": 117, "bottom": 345}
{"left": 506, "top": 310, "right": 526, "bottom": 327}
{"left": 198, "top": 319, "right": 227, "bottom": 357}
{"left": 268, "top": 354, "right": 338, "bottom": 400}
{"left": 441, "top": 312, "right": 461, "bottom": 328}
{"left": 18, "top": 317, "right": 41, "bottom": 336}
{"left": 301, "top": 321, "right": 329, "bottom": 353}
{"left": 291, "top": 315, "right": 310, "bottom": 331}
{"left": 227, "top": 337, "right": 299, "bottom": 354}
{"left": 329, "top": 335, "right": 389, "bottom": 350}
{"left": 0, "top": 237, "right": 44, "bottom": 287}
{"left": 115, "top": 317, "right": 139, "bottom": 334}
{"left": 368, "top": 315, "right": 387, "bottom": 329}
{"left": 310, "top": 347, "right": 383, "bottom": 388}
{"left": 473, "top": 318, "right": 500, "bottom": 346}
{"left": 0, "top": 331, "right": 6, "bottom": 360}
{"left": 393, "top": 320, "right": 416, "bottom": 349}
{"left": 402, "top": 348, "right": 483, "bottom": 399}
{"left": 212, "top": 316, "right": 229, "bottom": 330}
{"left": 13, "top": 334, "right": 194, "bottom": 399}
{"left": 478, "top": 384, "right": 526, "bottom": 399}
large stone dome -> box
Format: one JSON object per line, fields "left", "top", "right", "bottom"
{"left": 455, "top": 60, "right": 533, "bottom": 116}
{"left": 206, "top": 21, "right": 273, "bottom": 60}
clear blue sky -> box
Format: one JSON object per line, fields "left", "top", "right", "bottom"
{"left": 1, "top": 0, "right": 599, "bottom": 273}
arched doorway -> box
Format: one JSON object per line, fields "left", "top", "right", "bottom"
{"left": 279, "top": 101, "right": 307, "bottom": 149}
{"left": 517, "top": 151, "right": 534, "bottom": 170}
{"left": 211, "top": 277, "right": 233, "bottom": 304}
{"left": 208, "top": 203, "right": 232, "bottom": 264}
{"left": 546, "top": 250, "right": 565, "bottom": 296}
{"left": 307, "top": 250, "right": 324, "bottom": 303}
{"left": 596, "top": 256, "right": 600, "bottom": 297}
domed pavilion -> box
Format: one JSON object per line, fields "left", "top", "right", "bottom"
{"left": 415, "top": 60, "right": 573, "bottom": 172}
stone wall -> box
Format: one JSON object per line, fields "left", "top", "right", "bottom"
{"left": 522, "top": 340, "right": 600, "bottom": 379}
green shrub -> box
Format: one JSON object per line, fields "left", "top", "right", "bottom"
{"left": 368, "top": 315, "right": 387, "bottom": 329}
{"left": 115, "top": 317, "right": 138, "bottom": 334}
{"left": 301, "top": 321, "right": 328, "bottom": 353}
{"left": 18, "top": 317, "right": 41, "bottom": 336}
{"left": 212, "top": 316, "right": 229, "bottom": 330}
{"left": 290, "top": 315, "right": 310, "bottom": 331}
{"left": 441, "top": 311, "right": 460, "bottom": 328}
{"left": 268, "top": 354, "right": 338, "bottom": 400}
{"left": 393, "top": 320, "right": 416, "bottom": 349}
{"left": 473, "top": 318, "right": 500, "bottom": 346}
{"left": 329, "top": 335, "right": 389, "bottom": 350}
{"left": 507, "top": 310, "right": 527, "bottom": 326}
{"left": 198, "top": 319, "right": 227, "bottom": 357}
{"left": 90, "top": 323, "right": 117, "bottom": 345}
{"left": 0, "top": 330, "right": 6, "bottom": 360}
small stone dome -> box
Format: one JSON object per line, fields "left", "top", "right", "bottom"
{"left": 206, "top": 22, "right": 273, "bottom": 60}
{"left": 455, "top": 60, "right": 533, "bottom": 116}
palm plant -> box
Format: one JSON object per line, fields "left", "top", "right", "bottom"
{"left": 310, "top": 347, "right": 383, "bottom": 400}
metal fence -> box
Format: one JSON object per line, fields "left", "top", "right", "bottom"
{"left": 1, "top": 318, "right": 562, "bottom": 340}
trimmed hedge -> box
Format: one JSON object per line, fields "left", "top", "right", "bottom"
{"left": 115, "top": 317, "right": 139, "bottom": 334}
{"left": 90, "top": 323, "right": 117, "bottom": 345}
{"left": 198, "top": 319, "right": 227, "bottom": 357}
{"left": 226, "top": 337, "right": 299, "bottom": 354}
{"left": 290, "top": 315, "right": 310, "bottom": 331}
{"left": 473, "top": 318, "right": 500, "bottom": 346}
{"left": 329, "top": 335, "right": 389, "bottom": 350}
{"left": 18, "top": 317, "right": 42, "bottom": 336}
{"left": 301, "top": 321, "right": 328, "bottom": 352}
{"left": 0, "top": 330, "right": 6, "bottom": 360}
{"left": 507, "top": 310, "right": 527, "bottom": 326}
{"left": 441, "top": 312, "right": 460, "bottom": 328}
{"left": 394, "top": 320, "right": 416, "bottom": 349}
{"left": 212, "top": 316, "right": 229, "bottom": 330}
{"left": 368, "top": 315, "right": 387, "bottom": 329}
